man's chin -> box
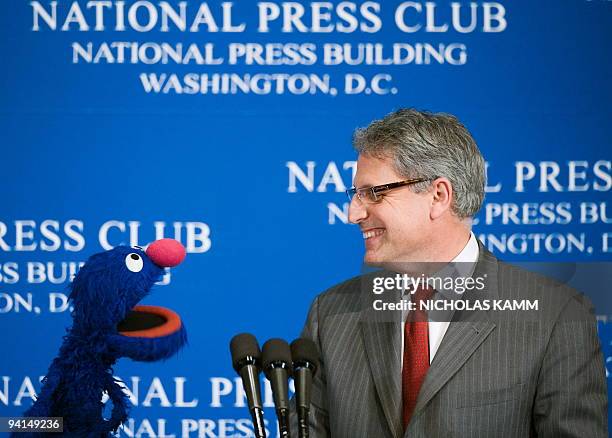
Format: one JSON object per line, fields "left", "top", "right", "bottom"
{"left": 364, "top": 252, "right": 386, "bottom": 268}
{"left": 364, "top": 252, "right": 412, "bottom": 272}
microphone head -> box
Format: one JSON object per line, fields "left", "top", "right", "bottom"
{"left": 262, "top": 338, "right": 292, "bottom": 377}
{"left": 290, "top": 338, "right": 320, "bottom": 376}
{"left": 230, "top": 333, "right": 261, "bottom": 372}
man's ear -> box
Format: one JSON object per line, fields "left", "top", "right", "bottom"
{"left": 430, "top": 177, "right": 453, "bottom": 219}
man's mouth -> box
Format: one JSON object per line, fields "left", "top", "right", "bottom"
{"left": 362, "top": 228, "right": 386, "bottom": 240}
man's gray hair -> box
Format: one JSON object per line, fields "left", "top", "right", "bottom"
{"left": 353, "top": 108, "right": 486, "bottom": 218}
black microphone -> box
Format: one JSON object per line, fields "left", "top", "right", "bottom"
{"left": 230, "top": 333, "right": 267, "bottom": 438}
{"left": 291, "top": 338, "right": 320, "bottom": 438}
{"left": 262, "top": 338, "right": 293, "bottom": 438}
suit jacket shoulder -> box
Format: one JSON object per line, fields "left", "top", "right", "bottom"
{"left": 482, "top": 247, "right": 595, "bottom": 325}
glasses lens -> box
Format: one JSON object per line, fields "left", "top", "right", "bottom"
{"left": 366, "top": 189, "right": 380, "bottom": 203}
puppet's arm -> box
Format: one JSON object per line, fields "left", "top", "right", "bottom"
{"left": 95, "top": 375, "right": 129, "bottom": 435}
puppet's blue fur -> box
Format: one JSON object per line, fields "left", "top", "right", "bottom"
{"left": 15, "top": 246, "right": 187, "bottom": 437}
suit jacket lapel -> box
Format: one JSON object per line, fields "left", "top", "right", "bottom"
{"left": 411, "top": 311, "right": 496, "bottom": 417}
{"left": 360, "top": 281, "right": 404, "bottom": 438}
{"left": 411, "top": 244, "right": 500, "bottom": 419}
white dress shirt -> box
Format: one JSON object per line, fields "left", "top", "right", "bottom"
{"left": 401, "top": 232, "right": 480, "bottom": 365}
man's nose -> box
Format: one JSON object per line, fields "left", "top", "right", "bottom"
{"left": 348, "top": 197, "right": 368, "bottom": 224}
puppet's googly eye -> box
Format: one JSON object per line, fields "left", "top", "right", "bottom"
{"left": 125, "top": 253, "right": 143, "bottom": 273}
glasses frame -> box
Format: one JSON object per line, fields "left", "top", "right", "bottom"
{"left": 346, "top": 177, "right": 432, "bottom": 204}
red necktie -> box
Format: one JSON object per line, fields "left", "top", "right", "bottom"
{"left": 402, "top": 285, "right": 434, "bottom": 430}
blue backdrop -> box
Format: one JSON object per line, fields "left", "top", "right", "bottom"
{"left": 1, "top": 1, "right": 611, "bottom": 436}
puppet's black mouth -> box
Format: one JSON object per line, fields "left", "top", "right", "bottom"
{"left": 117, "top": 305, "right": 182, "bottom": 338}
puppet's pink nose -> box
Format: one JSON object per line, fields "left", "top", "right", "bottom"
{"left": 146, "top": 239, "right": 186, "bottom": 268}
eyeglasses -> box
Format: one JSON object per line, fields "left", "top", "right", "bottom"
{"left": 346, "top": 177, "right": 431, "bottom": 204}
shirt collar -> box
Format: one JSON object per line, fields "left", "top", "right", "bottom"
{"left": 434, "top": 231, "right": 479, "bottom": 297}
{"left": 401, "top": 232, "right": 480, "bottom": 297}
{"left": 452, "top": 231, "right": 479, "bottom": 264}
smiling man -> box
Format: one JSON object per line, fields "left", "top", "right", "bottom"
{"left": 293, "top": 109, "right": 607, "bottom": 437}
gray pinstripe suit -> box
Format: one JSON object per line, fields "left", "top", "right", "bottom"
{"left": 292, "top": 244, "right": 608, "bottom": 437}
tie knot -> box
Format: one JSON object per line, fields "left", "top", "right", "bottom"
{"left": 412, "top": 285, "right": 434, "bottom": 304}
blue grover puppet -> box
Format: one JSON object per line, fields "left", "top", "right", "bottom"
{"left": 15, "top": 239, "right": 188, "bottom": 437}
